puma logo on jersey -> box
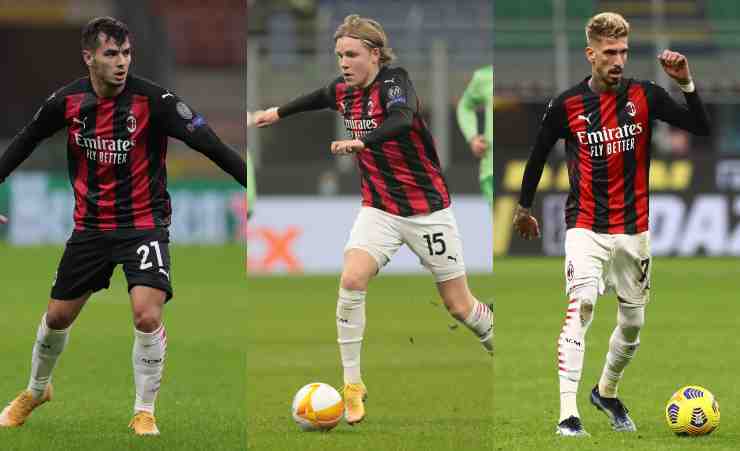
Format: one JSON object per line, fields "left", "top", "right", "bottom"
{"left": 73, "top": 117, "right": 88, "bottom": 129}
{"left": 158, "top": 268, "right": 170, "bottom": 280}
{"left": 577, "top": 114, "right": 592, "bottom": 126}
{"left": 161, "top": 92, "right": 174, "bottom": 99}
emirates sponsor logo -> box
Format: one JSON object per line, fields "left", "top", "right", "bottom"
{"left": 74, "top": 133, "right": 135, "bottom": 152}
{"left": 576, "top": 123, "right": 644, "bottom": 145}
{"left": 344, "top": 118, "right": 378, "bottom": 139}
{"left": 73, "top": 133, "right": 135, "bottom": 165}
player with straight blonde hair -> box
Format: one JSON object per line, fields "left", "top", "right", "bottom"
{"left": 254, "top": 14, "right": 493, "bottom": 426}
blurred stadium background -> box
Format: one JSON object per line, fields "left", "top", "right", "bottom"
{"left": 494, "top": 0, "right": 740, "bottom": 257}
{"left": 246, "top": 0, "right": 493, "bottom": 275}
{"left": 0, "top": 0, "right": 246, "bottom": 245}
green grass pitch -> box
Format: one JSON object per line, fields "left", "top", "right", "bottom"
{"left": 0, "top": 244, "right": 247, "bottom": 451}
{"left": 246, "top": 273, "right": 494, "bottom": 451}
{"left": 494, "top": 257, "right": 740, "bottom": 451}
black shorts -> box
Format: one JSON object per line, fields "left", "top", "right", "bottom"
{"left": 51, "top": 228, "right": 173, "bottom": 301}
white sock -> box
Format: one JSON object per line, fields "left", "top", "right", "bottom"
{"left": 336, "top": 288, "right": 365, "bottom": 385}
{"left": 133, "top": 324, "right": 167, "bottom": 414}
{"left": 559, "top": 382, "right": 579, "bottom": 422}
{"left": 27, "top": 314, "right": 70, "bottom": 400}
{"left": 461, "top": 299, "right": 494, "bottom": 353}
{"left": 598, "top": 304, "right": 643, "bottom": 398}
{"left": 558, "top": 288, "right": 597, "bottom": 422}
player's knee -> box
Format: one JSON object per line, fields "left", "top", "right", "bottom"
{"left": 340, "top": 271, "right": 370, "bottom": 292}
{"left": 617, "top": 303, "right": 645, "bottom": 342}
{"left": 569, "top": 282, "right": 598, "bottom": 328}
{"left": 133, "top": 309, "right": 162, "bottom": 333}
{"left": 45, "top": 311, "right": 74, "bottom": 330}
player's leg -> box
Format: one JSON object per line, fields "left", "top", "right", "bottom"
{"left": 590, "top": 232, "right": 650, "bottom": 432}
{"left": 128, "top": 286, "right": 167, "bottom": 436}
{"left": 398, "top": 207, "right": 493, "bottom": 353}
{"left": 339, "top": 207, "right": 402, "bottom": 425}
{"left": 436, "top": 275, "right": 493, "bottom": 355}
{"left": 1, "top": 231, "right": 113, "bottom": 427}
{"left": 117, "top": 228, "right": 172, "bottom": 436}
{"left": 29, "top": 295, "right": 90, "bottom": 395}
{"left": 598, "top": 301, "right": 644, "bottom": 398}
{"left": 557, "top": 228, "right": 610, "bottom": 435}
{"left": 337, "top": 248, "right": 378, "bottom": 385}
{"left": 0, "top": 294, "right": 91, "bottom": 428}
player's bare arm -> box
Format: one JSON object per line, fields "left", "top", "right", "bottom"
{"left": 0, "top": 214, "right": 7, "bottom": 224}
{"left": 513, "top": 204, "right": 540, "bottom": 240}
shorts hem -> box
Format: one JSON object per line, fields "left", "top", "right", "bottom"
{"left": 434, "top": 270, "right": 466, "bottom": 283}
{"left": 127, "top": 282, "right": 173, "bottom": 302}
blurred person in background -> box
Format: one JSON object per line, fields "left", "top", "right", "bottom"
{"left": 457, "top": 64, "right": 494, "bottom": 208}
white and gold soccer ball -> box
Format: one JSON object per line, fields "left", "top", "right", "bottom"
{"left": 665, "top": 385, "right": 720, "bottom": 436}
{"left": 291, "top": 383, "right": 344, "bottom": 431}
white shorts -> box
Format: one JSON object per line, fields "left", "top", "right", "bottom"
{"left": 344, "top": 207, "right": 466, "bottom": 282}
{"left": 564, "top": 228, "right": 651, "bottom": 305}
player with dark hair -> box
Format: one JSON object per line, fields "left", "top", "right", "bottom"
{"left": 0, "top": 16, "right": 246, "bottom": 435}
{"left": 253, "top": 14, "right": 493, "bottom": 426}
{"left": 514, "top": 12, "right": 709, "bottom": 436}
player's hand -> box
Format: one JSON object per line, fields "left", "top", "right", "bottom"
{"left": 253, "top": 107, "right": 280, "bottom": 128}
{"left": 330, "top": 139, "right": 364, "bottom": 155}
{"left": 658, "top": 50, "right": 692, "bottom": 85}
{"left": 0, "top": 214, "right": 7, "bottom": 224}
{"left": 512, "top": 204, "right": 540, "bottom": 240}
{"left": 469, "top": 135, "right": 488, "bottom": 158}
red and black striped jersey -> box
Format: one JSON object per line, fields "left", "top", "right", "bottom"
{"left": 520, "top": 77, "right": 710, "bottom": 234}
{"left": 0, "top": 75, "right": 247, "bottom": 231}
{"left": 279, "top": 66, "right": 450, "bottom": 217}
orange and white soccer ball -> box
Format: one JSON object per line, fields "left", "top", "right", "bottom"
{"left": 291, "top": 382, "right": 344, "bottom": 431}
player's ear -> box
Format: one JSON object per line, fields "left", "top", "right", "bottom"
{"left": 82, "top": 49, "right": 94, "bottom": 67}
{"left": 585, "top": 46, "right": 596, "bottom": 64}
{"left": 370, "top": 47, "right": 380, "bottom": 64}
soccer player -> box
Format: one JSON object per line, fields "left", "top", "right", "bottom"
{"left": 513, "top": 12, "right": 709, "bottom": 436}
{"left": 0, "top": 17, "right": 247, "bottom": 435}
{"left": 456, "top": 64, "right": 494, "bottom": 206}
{"left": 253, "top": 14, "right": 493, "bottom": 426}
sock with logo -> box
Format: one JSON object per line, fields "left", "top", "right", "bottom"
{"left": 336, "top": 288, "right": 366, "bottom": 385}
{"left": 558, "top": 285, "right": 597, "bottom": 422}
{"left": 598, "top": 303, "right": 644, "bottom": 398}
{"left": 133, "top": 324, "right": 167, "bottom": 414}
{"left": 27, "top": 314, "right": 70, "bottom": 400}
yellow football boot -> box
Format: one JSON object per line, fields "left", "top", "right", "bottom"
{"left": 0, "top": 385, "right": 53, "bottom": 427}
{"left": 129, "top": 411, "right": 160, "bottom": 436}
{"left": 342, "top": 382, "right": 368, "bottom": 425}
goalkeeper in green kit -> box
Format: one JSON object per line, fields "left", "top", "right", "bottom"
{"left": 456, "top": 65, "right": 493, "bottom": 206}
